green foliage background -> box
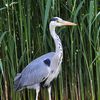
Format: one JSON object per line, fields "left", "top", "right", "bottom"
{"left": 0, "top": 0, "right": 100, "bottom": 100}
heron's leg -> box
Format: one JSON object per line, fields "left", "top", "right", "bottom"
{"left": 36, "top": 88, "right": 40, "bottom": 100}
{"left": 48, "top": 86, "right": 51, "bottom": 100}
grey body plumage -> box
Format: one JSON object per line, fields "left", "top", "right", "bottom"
{"left": 14, "top": 52, "right": 55, "bottom": 91}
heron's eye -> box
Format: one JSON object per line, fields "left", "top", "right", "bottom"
{"left": 56, "top": 20, "right": 59, "bottom": 23}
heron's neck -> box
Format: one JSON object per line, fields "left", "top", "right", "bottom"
{"left": 49, "top": 26, "right": 63, "bottom": 54}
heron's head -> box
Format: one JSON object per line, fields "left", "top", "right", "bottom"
{"left": 50, "top": 17, "right": 77, "bottom": 28}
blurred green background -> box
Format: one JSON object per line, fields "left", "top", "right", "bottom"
{"left": 0, "top": 0, "right": 100, "bottom": 100}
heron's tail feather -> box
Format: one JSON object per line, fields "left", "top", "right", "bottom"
{"left": 14, "top": 73, "right": 22, "bottom": 91}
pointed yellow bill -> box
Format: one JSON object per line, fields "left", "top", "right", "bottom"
{"left": 63, "top": 21, "right": 77, "bottom": 26}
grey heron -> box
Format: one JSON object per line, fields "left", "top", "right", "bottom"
{"left": 14, "top": 17, "right": 76, "bottom": 100}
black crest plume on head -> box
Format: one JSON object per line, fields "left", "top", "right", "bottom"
{"left": 50, "top": 17, "right": 58, "bottom": 21}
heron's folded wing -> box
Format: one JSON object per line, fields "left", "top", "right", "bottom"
{"left": 17, "top": 52, "right": 55, "bottom": 88}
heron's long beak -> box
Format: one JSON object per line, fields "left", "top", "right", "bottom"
{"left": 63, "top": 21, "right": 77, "bottom": 26}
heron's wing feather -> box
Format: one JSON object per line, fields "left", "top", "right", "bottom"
{"left": 21, "top": 64, "right": 50, "bottom": 86}
{"left": 14, "top": 52, "right": 55, "bottom": 90}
